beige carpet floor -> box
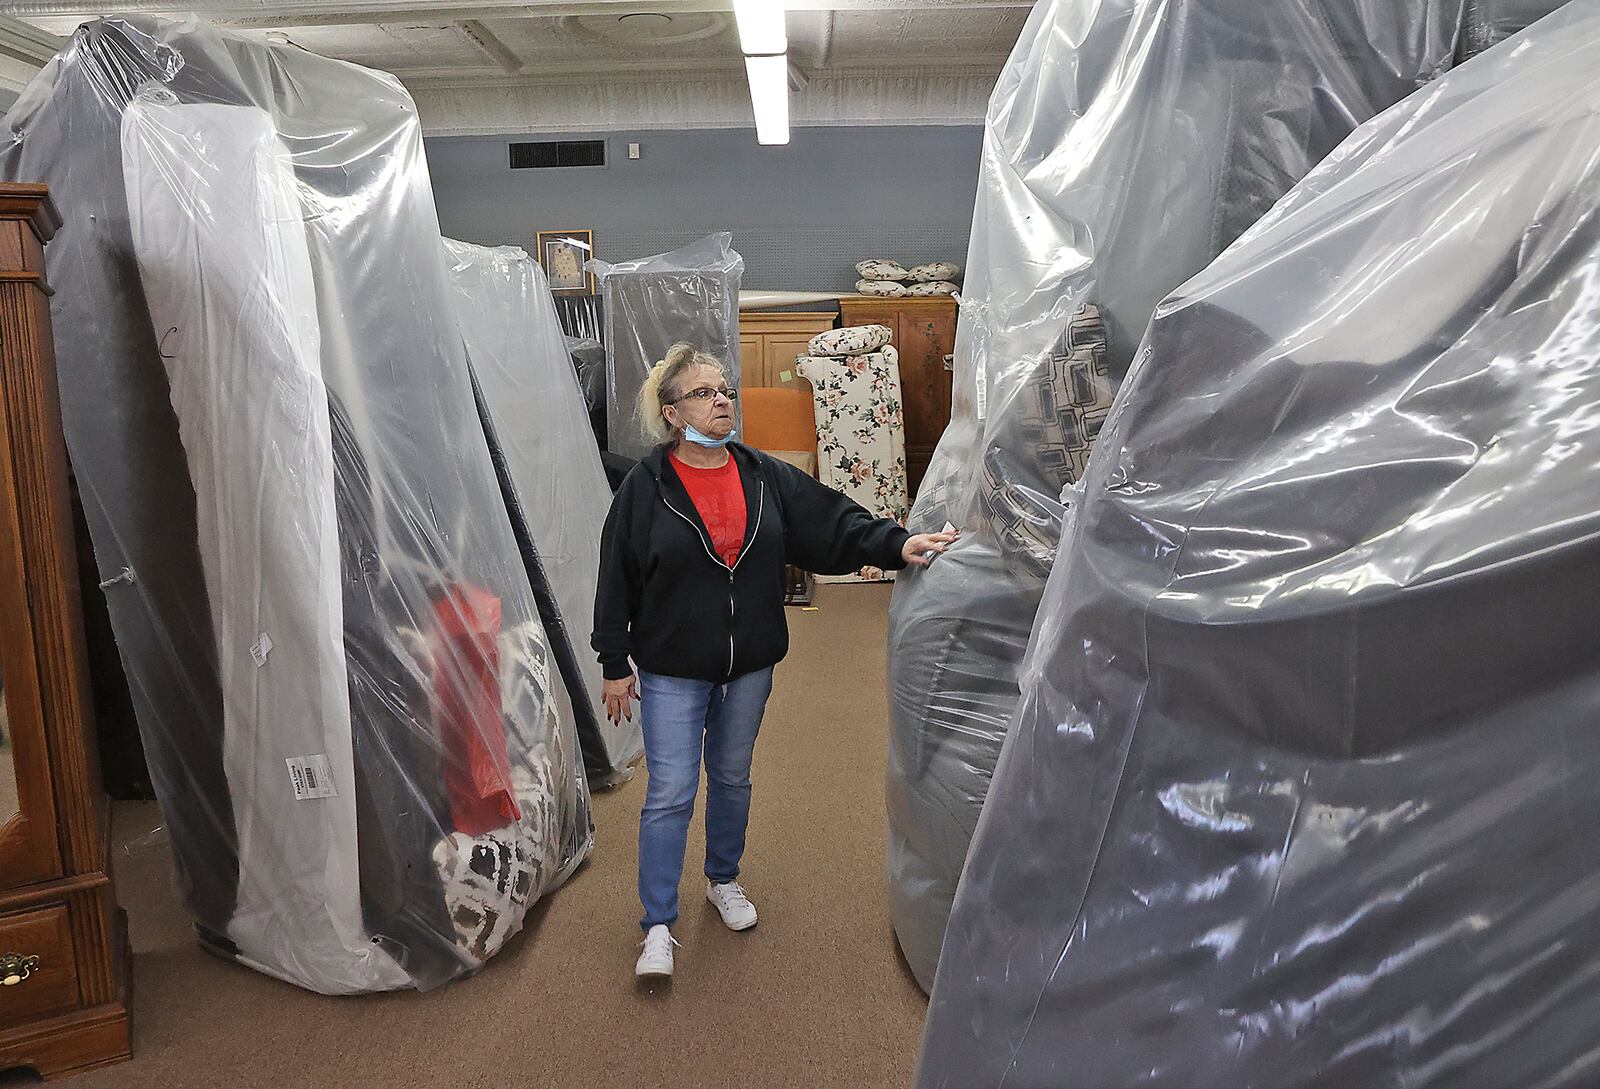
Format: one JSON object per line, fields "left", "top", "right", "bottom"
{"left": 34, "top": 583, "right": 927, "bottom": 1089}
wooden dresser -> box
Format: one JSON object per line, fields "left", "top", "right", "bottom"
{"left": 737, "top": 311, "right": 837, "bottom": 391}
{"left": 0, "top": 184, "right": 133, "bottom": 1080}
{"left": 838, "top": 295, "right": 957, "bottom": 501}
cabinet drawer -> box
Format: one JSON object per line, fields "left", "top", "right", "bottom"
{"left": 0, "top": 903, "right": 81, "bottom": 1023}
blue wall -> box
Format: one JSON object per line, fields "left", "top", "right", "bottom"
{"left": 424, "top": 125, "right": 984, "bottom": 292}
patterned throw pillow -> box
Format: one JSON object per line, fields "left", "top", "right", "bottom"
{"left": 977, "top": 303, "right": 1116, "bottom": 576}
{"left": 856, "top": 278, "right": 908, "bottom": 297}
{"left": 856, "top": 258, "right": 912, "bottom": 281}
{"left": 808, "top": 323, "right": 893, "bottom": 357}
{"left": 795, "top": 346, "right": 910, "bottom": 584}
{"left": 907, "top": 280, "right": 959, "bottom": 296}
{"left": 433, "top": 823, "right": 535, "bottom": 961}
{"left": 908, "top": 261, "right": 961, "bottom": 282}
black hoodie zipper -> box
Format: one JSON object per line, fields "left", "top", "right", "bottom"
{"left": 661, "top": 481, "right": 767, "bottom": 679}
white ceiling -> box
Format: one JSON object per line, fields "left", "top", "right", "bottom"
{"left": 4, "top": 2, "right": 1031, "bottom": 134}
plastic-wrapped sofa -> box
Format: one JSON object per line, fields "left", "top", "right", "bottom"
{"left": 2, "top": 16, "right": 592, "bottom": 993}
{"left": 444, "top": 238, "right": 643, "bottom": 784}
{"left": 1461, "top": 0, "right": 1572, "bottom": 51}
{"left": 922, "top": 3, "right": 1600, "bottom": 1085}
{"left": 591, "top": 233, "right": 743, "bottom": 460}
{"left": 884, "top": 0, "right": 1479, "bottom": 992}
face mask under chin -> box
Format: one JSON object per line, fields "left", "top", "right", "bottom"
{"left": 681, "top": 421, "right": 737, "bottom": 448}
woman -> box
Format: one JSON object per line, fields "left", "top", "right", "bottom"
{"left": 593, "top": 342, "right": 957, "bottom": 979}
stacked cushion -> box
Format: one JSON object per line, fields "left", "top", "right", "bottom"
{"left": 855, "top": 258, "right": 911, "bottom": 281}
{"left": 855, "top": 258, "right": 961, "bottom": 298}
{"left": 808, "top": 323, "right": 893, "bottom": 357}
{"left": 856, "top": 278, "right": 907, "bottom": 297}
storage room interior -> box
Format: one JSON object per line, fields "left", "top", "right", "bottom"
{"left": 0, "top": 1, "right": 1598, "bottom": 1087}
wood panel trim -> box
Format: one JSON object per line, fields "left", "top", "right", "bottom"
{"left": 0, "top": 282, "right": 103, "bottom": 875}
{"left": 0, "top": 270, "right": 55, "bottom": 293}
{"left": 68, "top": 884, "right": 118, "bottom": 1007}
{"left": 0, "top": 873, "right": 111, "bottom": 915}
{"left": 0, "top": 186, "right": 61, "bottom": 242}
{"left": 0, "top": 282, "right": 63, "bottom": 885}
{"left": 838, "top": 295, "right": 958, "bottom": 312}
{"left": 0, "top": 997, "right": 132, "bottom": 1080}
{"left": 738, "top": 311, "right": 837, "bottom": 330}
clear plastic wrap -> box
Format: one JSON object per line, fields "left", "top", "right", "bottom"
{"left": 566, "top": 335, "right": 606, "bottom": 414}
{"left": 591, "top": 233, "right": 744, "bottom": 460}
{"left": 566, "top": 334, "right": 609, "bottom": 447}
{"left": 921, "top": 4, "right": 1600, "bottom": 1084}
{"left": 885, "top": 0, "right": 1476, "bottom": 992}
{"left": 1461, "top": 0, "right": 1570, "bottom": 52}
{"left": 444, "top": 238, "right": 642, "bottom": 784}
{"left": 2, "top": 15, "right": 592, "bottom": 994}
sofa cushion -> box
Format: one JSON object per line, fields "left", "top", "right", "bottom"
{"left": 808, "top": 323, "right": 893, "bottom": 357}
{"left": 908, "top": 261, "right": 961, "bottom": 282}
{"left": 856, "top": 278, "right": 907, "bottom": 297}
{"left": 856, "top": 258, "right": 911, "bottom": 281}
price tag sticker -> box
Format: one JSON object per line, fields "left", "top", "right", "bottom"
{"left": 250, "top": 633, "right": 273, "bottom": 667}
{"left": 286, "top": 755, "right": 337, "bottom": 801}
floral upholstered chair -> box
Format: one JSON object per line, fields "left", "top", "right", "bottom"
{"left": 795, "top": 345, "right": 910, "bottom": 583}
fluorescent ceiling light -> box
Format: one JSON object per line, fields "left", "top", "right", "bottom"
{"left": 744, "top": 54, "right": 790, "bottom": 145}
{"left": 734, "top": 0, "right": 787, "bottom": 56}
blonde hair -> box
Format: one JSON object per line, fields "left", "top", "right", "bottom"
{"left": 637, "top": 342, "right": 729, "bottom": 444}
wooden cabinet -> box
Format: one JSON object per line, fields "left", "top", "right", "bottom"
{"left": 838, "top": 295, "right": 957, "bottom": 501}
{"left": 0, "top": 184, "right": 132, "bottom": 1080}
{"left": 737, "top": 311, "right": 837, "bottom": 391}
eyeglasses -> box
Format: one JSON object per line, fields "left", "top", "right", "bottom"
{"left": 675, "top": 386, "right": 739, "bottom": 403}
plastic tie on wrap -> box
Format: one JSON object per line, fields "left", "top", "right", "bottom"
{"left": 97, "top": 566, "right": 137, "bottom": 589}
{"left": 121, "top": 822, "right": 169, "bottom": 856}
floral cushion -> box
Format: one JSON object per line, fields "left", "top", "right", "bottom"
{"left": 795, "top": 346, "right": 910, "bottom": 584}
{"left": 908, "top": 261, "right": 961, "bottom": 282}
{"left": 856, "top": 258, "right": 911, "bottom": 282}
{"left": 906, "top": 280, "right": 959, "bottom": 296}
{"left": 808, "top": 323, "right": 893, "bottom": 358}
{"left": 856, "top": 278, "right": 907, "bottom": 297}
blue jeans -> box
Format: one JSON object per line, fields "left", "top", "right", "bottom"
{"left": 637, "top": 668, "right": 774, "bottom": 930}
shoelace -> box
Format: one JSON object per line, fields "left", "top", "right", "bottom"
{"left": 639, "top": 931, "right": 682, "bottom": 953}
{"left": 715, "top": 882, "right": 753, "bottom": 911}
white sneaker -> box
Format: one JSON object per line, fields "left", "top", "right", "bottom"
{"left": 635, "top": 924, "right": 678, "bottom": 978}
{"left": 706, "top": 880, "right": 759, "bottom": 931}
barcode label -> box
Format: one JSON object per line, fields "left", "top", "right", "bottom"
{"left": 975, "top": 372, "right": 988, "bottom": 420}
{"left": 285, "top": 755, "right": 337, "bottom": 800}
{"left": 250, "top": 633, "right": 273, "bottom": 667}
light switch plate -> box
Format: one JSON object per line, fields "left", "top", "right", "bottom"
{"left": 628, "top": 142, "right": 641, "bottom": 159}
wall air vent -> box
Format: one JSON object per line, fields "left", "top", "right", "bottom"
{"left": 509, "top": 140, "right": 606, "bottom": 169}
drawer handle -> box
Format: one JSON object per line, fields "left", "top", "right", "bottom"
{"left": 1, "top": 952, "right": 40, "bottom": 986}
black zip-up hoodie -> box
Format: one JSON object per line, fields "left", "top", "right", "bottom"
{"left": 592, "top": 442, "right": 911, "bottom": 683}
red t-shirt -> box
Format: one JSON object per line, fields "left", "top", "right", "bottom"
{"left": 670, "top": 451, "right": 748, "bottom": 568}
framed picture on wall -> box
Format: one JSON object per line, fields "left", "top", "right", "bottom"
{"left": 537, "top": 229, "right": 596, "bottom": 295}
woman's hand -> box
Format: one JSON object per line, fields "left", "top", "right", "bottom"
{"left": 603, "top": 675, "right": 639, "bottom": 724}
{"left": 902, "top": 529, "right": 960, "bottom": 567}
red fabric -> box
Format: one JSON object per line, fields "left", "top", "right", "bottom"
{"left": 671, "top": 452, "right": 748, "bottom": 568}
{"left": 432, "top": 584, "right": 520, "bottom": 836}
